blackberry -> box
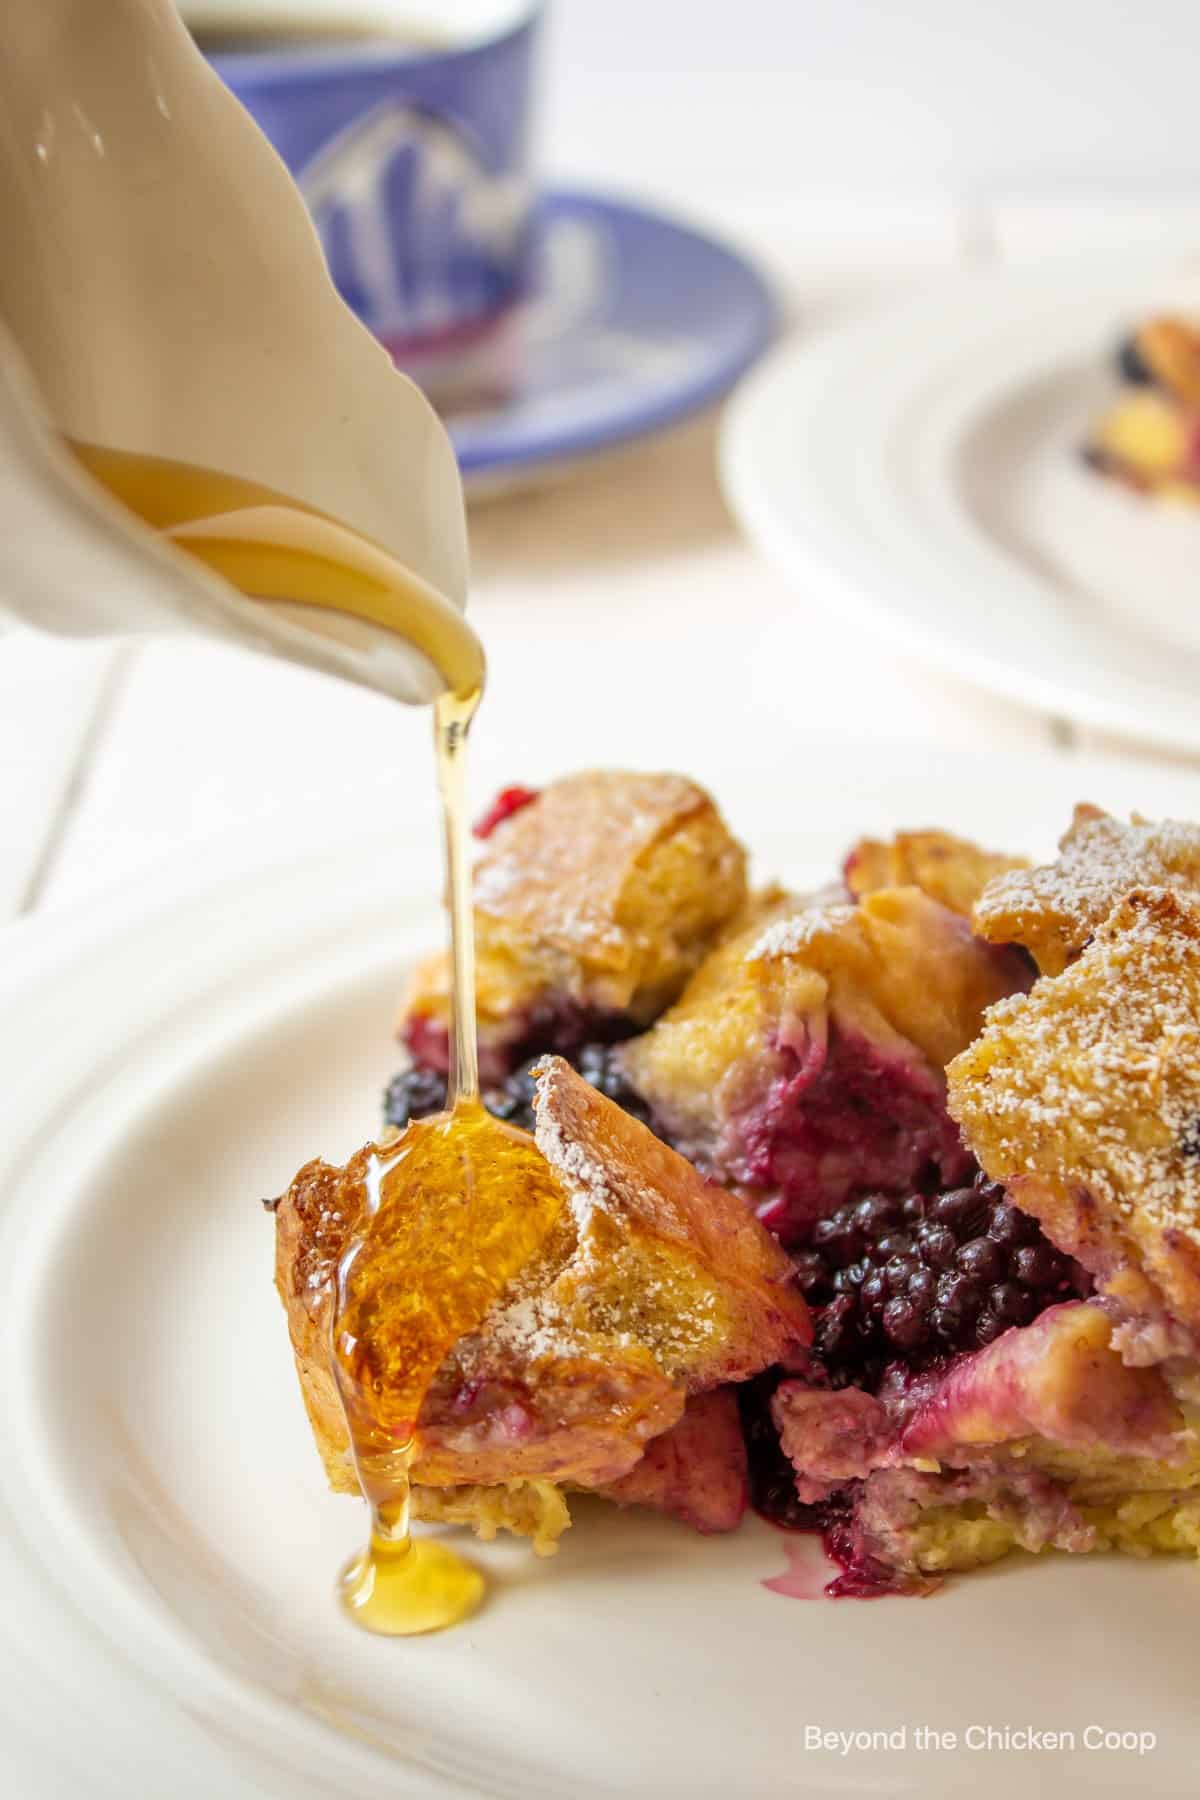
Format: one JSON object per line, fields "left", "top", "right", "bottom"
{"left": 738, "top": 1372, "right": 825, "bottom": 1532}
{"left": 988, "top": 1281, "right": 1038, "bottom": 1328}
{"left": 914, "top": 1221, "right": 957, "bottom": 1268}
{"left": 925, "top": 1185, "right": 990, "bottom": 1238}
{"left": 812, "top": 1212, "right": 863, "bottom": 1264}
{"left": 985, "top": 1199, "right": 1041, "bottom": 1248}
{"left": 1117, "top": 333, "right": 1154, "bottom": 387}
{"left": 956, "top": 1236, "right": 1006, "bottom": 1283}
{"left": 881, "top": 1294, "right": 928, "bottom": 1350}
{"left": 790, "top": 1175, "right": 1090, "bottom": 1389}
{"left": 487, "top": 1059, "right": 540, "bottom": 1131}
{"left": 854, "top": 1195, "right": 901, "bottom": 1234}
{"left": 575, "top": 1043, "right": 656, "bottom": 1128}
{"left": 383, "top": 1042, "right": 656, "bottom": 1139}
{"left": 383, "top": 1065, "right": 450, "bottom": 1129}
{"left": 1010, "top": 1242, "right": 1072, "bottom": 1289}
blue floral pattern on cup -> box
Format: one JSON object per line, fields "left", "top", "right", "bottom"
{"left": 210, "top": 10, "right": 539, "bottom": 363}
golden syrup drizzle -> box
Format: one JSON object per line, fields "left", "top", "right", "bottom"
{"left": 436, "top": 687, "right": 480, "bottom": 1107}
{"left": 331, "top": 1102, "right": 566, "bottom": 1633}
{"left": 68, "top": 439, "right": 515, "bottom": 1635}
{"left": 329, "top": 693, "right": 568, "bottom": 1635}
{"left": 67, "top": 441, "right": 486, "bottom": 703}
{"left": 329, "top": 691, "right": 492, "bottom": 1637}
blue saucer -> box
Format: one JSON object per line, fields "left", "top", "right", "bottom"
{"left": 449, "top": 189, "right": 777, "bottom": 488}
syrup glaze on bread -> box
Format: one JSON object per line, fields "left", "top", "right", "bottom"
{"left": 274, "top": 1056, "right": 808, "bottom": 1551}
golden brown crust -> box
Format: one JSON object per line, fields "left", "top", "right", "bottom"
{"left": 272, "top": 1158, "right": 360, "bottom": 1493}
{"left": 532, "top": 1058, "right": 809, "bottom": 1385}
{"left": 1136, "top": 317, "right": 1200, "bottom": 409}
{"left": 624, "top": 886, "right": 1031, "bottom": 1157}
{"left": 400, "top": 771, "right": 747, "bottom": 1064}
{"left": 761, "top": 889, "right": 1031, "bottom": 1074}
{"left": 471, "top": 770, "right": 741, "bottom": 960}
{"left": 844, "top": 829, "right": 1028, "bottom": 919}
{"left": 973, "top": 804, "right": 1200, "bottom": 975}
{"left": 949, "top": 888, "right": 1200, "bottom": 1343}
{"left": 272, "top": 1061, "right": 809, "bottom": 1531}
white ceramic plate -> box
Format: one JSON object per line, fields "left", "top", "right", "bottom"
{"left": 4, "top": 738, "right": 1200, "bottom": 1798}
{"left": 721, "top": 263, "right": 1200, "bottom": 754}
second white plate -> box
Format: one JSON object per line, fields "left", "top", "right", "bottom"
{"left": 722, "top": 262, "right": 1200, "bottom": 753}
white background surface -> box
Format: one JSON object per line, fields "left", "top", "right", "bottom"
{"left": 6, "top": 0, "right": 1200, "bottom": 922}
{"left": 545, "top": 0, "right": 1200, "bottom": 196}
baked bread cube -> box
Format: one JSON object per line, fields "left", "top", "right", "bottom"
{"left": 401, "top": 771, "right": 748, "bottom": 1082}
{"left": 950, "top": 887, "right": 1200, "bottom": 1360}
{"left": 972, "top": 804, "right": 1200, "bottom": 975}
{"left": 622, "top": 886, "right": 1031, "bottom": 1240}
{"left": 273, "top": 1058, "right": 809, "bottom": 1551}
{"left": 844, "top": 828, "right": 1027, "bottom": 919}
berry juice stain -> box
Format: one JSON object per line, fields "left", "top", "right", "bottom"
{"left": 760, "top": 1535, "right": 836, "bottom": 1602}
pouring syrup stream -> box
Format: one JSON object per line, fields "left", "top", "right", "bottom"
{"left": 70, "top": 440, "right": 495, "bottom": 1634}
{"left": 330, "top": 680, "right": 489, "bottom": 1636}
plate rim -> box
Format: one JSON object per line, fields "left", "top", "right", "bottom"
{"left": 0, "top": 851, "right": 441, "bottom": 1798}
{"left": 719, "top": 258, "right": 1200, "bottom": 753}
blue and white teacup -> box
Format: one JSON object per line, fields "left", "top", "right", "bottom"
{"left": 185, "top": 1, "right": 542, "bottom": 407}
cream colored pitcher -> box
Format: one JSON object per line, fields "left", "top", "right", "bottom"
{"left": 0, "top": 0, "right": 469, "bottom": 702}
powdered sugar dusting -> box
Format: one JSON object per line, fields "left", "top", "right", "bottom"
{"left": 951, "top": 887, "right": 1200, "bottom": 1245}
{"left": 527, "top": 1057, "right": 798, "bottom": 1377}
{"left": 532, "top": 1090, "right": 611, "bottom": 1231}
{"left": 486, "top": 1292, "right": 588, "bottom": 1362}
{"left": 975, "top": 806, "right": 1200, "bottom": 973}
{"left": 751, "top": 902, "right": 856, "bottom": 961}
